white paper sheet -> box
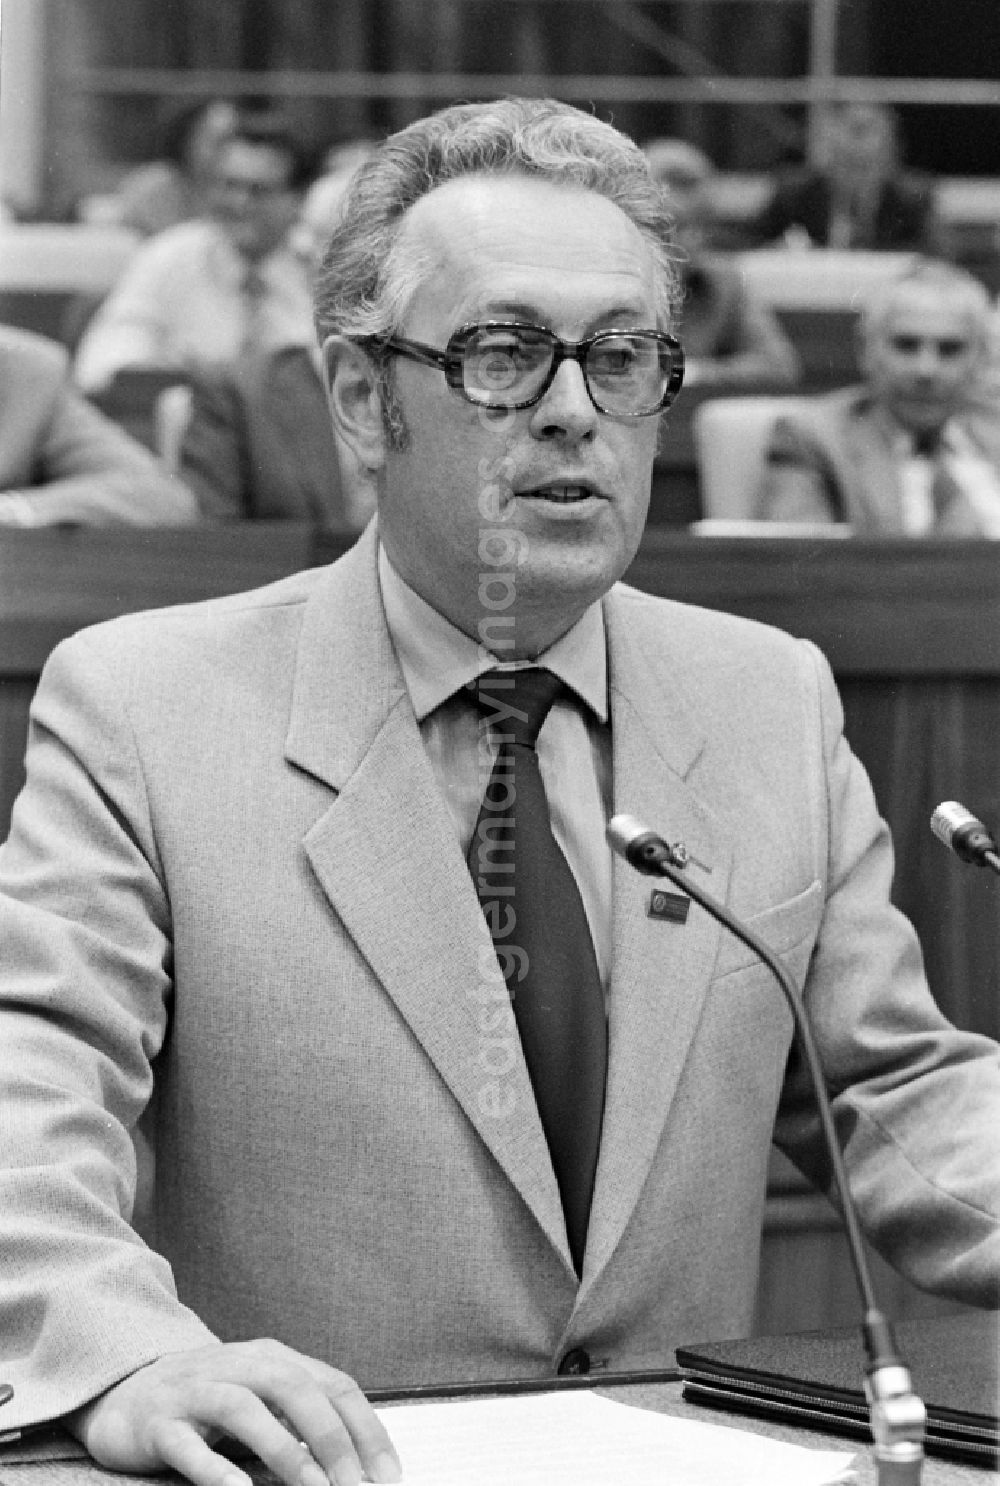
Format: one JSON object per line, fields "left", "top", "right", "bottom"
{"left": 376, "top": 1391, "right": 857, "bottom": 1485}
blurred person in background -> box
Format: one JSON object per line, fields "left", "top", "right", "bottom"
{"left": 0, "top": 326, "right": 196, "bottom": 527}
{"left": 317, "top": 137, "right": 382, "bottom": 179}
{"left": 643, "top": 137, "right": 801, "bottom": 387}
{"left": 755, "top": 259, "right": 1000, "bottom": 532}
{"left": 747, "top": 102, "right": 946, "bottom": 254}
{"left": 287, "top": 148, "right": 376, "bottom": 265}
{"left": 177, "top": 154, "right": 374, "bottom": 528}
{"left": 91, "top": 98, "right": 239, "bottom": 239}
{"left": 74, "top": 111, "right": 315, "bottom": 394}
{"left": 972, "top": 295, "right": 1000, "bottom": 405}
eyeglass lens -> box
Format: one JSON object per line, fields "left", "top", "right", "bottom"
{"left": 461, "top": 326, "right": 673, "bottom": 414}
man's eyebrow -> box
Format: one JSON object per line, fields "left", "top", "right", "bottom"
{"left": 475, "top": 301, "right": 543, "bottom": 321}
{"left": 476, "top": 301, "right": 654, "bottom": 329}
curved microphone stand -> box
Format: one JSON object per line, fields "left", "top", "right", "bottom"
{"left": 607, "top": 814, "right": 926, "bottom": 1486}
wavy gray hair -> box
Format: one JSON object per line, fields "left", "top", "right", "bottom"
{"left": 313, "top": 96, "right": 681, "bottom": 350}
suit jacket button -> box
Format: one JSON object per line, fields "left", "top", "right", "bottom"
{"left": 557, "top": 1347, "right": 591, "bottom": 1376}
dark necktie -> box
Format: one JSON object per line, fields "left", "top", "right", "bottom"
{"left": 467, "top": 668, "right": 607, "bottom": 1274}
{"left": 913, "top": 426, "right": 971, "bottom": 532}
{"left": 240, "top": 262, "right": 268, "bottom": 355}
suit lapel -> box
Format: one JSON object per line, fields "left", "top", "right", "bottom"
{"left": 284, "top": 527, "right": 569, "bottom": 1262}
{"left": 581, "top": 590, "right": 734, "bottom": 1286}
{"left": 843, "top": 401, "right": 906, "bottom": 533}
{"left": 849, "top": 404, "right": 997, "bottom": 536}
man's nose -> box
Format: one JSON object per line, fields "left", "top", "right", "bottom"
{"left": 912, "top": 342, "right": 943, "bottom": 377}
{"left": 529, "top": 357, "right": 598, "bottom": 439}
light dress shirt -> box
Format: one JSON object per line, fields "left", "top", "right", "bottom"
{"left": 378, "top": 542, "right": 614, "bottom": 987}
{"left": 894, "top": 419, "right": 1000, "bottom": 536}
{"left": 827, "top": 181, "right": 879, "bottom": 250}
{"left": 73, "top": 220, "right": 314, "bottom": 392}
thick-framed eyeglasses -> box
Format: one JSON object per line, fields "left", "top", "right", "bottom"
{"left": 360, "top": 321, "right": 685, "bottom": 418}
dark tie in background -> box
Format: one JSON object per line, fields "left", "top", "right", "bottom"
{"left": 913, "top": 425, "right": 978, "bottom": 534}
{"left": 240, "top": 261, "right": 268, "bottom": 356}
{"left": 467, "top": 668, "right": 607, "bottom": 1274}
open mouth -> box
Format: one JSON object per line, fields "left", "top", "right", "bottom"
{"left": 520, "top": 484, "right": 599, "bottom": 503}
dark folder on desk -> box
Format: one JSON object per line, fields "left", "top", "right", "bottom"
{"left": 677, "top": 1313, "right": 999, "bottom": 1468}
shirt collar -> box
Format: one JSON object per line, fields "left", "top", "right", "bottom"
{"left": 876, "top": 404, "right": 955, "bottom": 458}
{"left": 205, "top": 222, "right": 297, "bottom": 280}
{"left": 377, "top": 540, "right": 608, "bottom": 724}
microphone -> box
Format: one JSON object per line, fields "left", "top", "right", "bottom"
{"left": 607, "top": 813, "right": 926, "bottom": 1484}
{"left": 930, "top": 801, "right": 1000, "bottom": 874}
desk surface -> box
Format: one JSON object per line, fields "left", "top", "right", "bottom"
{"left": 607, "top": 1382, "right": 992, "bottom": 1484}
{"left": 0, "top": 1382, "right": 991, "bottom": 1486}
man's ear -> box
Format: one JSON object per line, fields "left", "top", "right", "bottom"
{"left": 321, "top": 335, "right": 387, "bottom": 474}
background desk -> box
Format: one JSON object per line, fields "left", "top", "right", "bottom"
{"left": 1, "top": 525, "right": 998, "bottom": 1335}
{"left": 0, "top": 225, "right": 138, "bottom": 348}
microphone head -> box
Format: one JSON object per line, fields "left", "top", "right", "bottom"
{"left": 930, "top": 801, "right": 998, "bottom": 865}
{"left": 607, "top": 814, "right": 686, "bottom": 875}
{"left": 930, "top": 801, "right": 973, "bottom": 847}
{"left": 606, "top": 814, "right": 652, "bottom": 857}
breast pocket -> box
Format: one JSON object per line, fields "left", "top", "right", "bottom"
{"left": 710, "top": 879, "right": 823, "bottom": 990}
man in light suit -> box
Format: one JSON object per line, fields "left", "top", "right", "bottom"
{"left": 0, "top": 325, "right": 196, "bottom": 526}
{"left": 755, "top": 260, "right": 1000, "bottom": 533}
{"left": 1, "top": 99, "right": 999, "bottom": 1486}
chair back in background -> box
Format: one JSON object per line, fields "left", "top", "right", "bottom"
{"left": 693, "top": 396, "right": 809, "bottom": 520}
{"left": 87, "top": 367, "right": 192, "bottom": 457}
{"left": 155, "top": 384, "right": 194, "bottom": 473}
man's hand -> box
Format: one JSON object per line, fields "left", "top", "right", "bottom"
{"left": 66, "top": 1340, "right": 402, "bottom": 1486}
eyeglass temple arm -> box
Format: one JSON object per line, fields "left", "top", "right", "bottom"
{"left": 381, "top": 335, "right": 448, "bottom": 371}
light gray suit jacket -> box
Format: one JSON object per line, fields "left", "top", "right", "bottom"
{"left": 1, "top": 523, "right": 998, "bottom": 1431}
{"left": 0, "top": 325, "right": 196, "bottom": 526}
{"left": 755, "top": 386, "right": 1000, "bottom": 533}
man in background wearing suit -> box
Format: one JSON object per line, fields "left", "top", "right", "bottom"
{"left": 756, "top": 259, "right": 1000, "bottom": 532}
{"left": 0, "top": 325, "right": 196, "bottom": 526}
{"left": 177, "top": 162, "right": 374, "bottom": 529}
{"left": 642, "top": 136, "right": 801, "bottom": 388}
{"left": 0, "top": 99, "right": 998, "bottom": 1486}
{"left": 747, "top": 102, "right": 945, "bottom": 254}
